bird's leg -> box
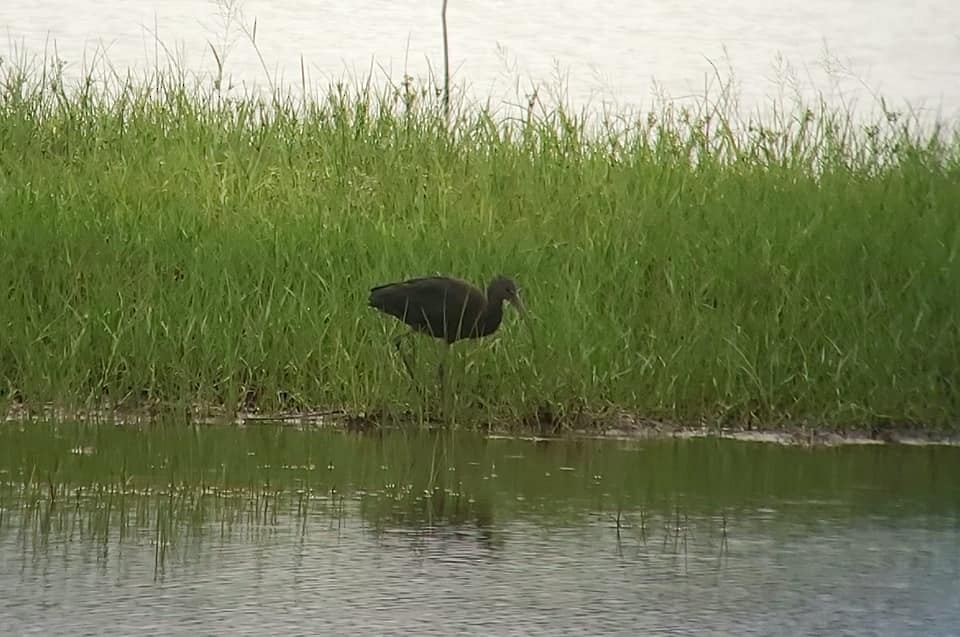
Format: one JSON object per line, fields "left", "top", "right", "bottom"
{"left": 437, "top": 341, "right": 451, "bottom": 406}
{"left": 393, "top": 332, "right": 417, "bottom": 383}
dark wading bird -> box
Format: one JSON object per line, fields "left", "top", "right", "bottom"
{"left": 368, "top": 274, "right": 527, "bottom": 390}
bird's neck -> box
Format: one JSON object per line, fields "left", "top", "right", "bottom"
{"left": 478, "top": 297, "right": 505, "bottom": 336}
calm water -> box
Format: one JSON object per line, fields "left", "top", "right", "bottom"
{"left": 1, "top": 423, "right": 959, "bottom": 635}
{"left": 2, "top": 1, "right": 960, "bottom": 119}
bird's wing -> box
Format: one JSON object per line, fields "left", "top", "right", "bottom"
{"left": 373, "top": 277, "right": 483, "bottom": 337}
{"left": 403, "top": 277, "right": 475, "bottom": 327}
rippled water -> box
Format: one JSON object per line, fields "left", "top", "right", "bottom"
{"left": 4, "top": 511, "right": 960, "bottom": 635}
{"left": 1, "top": 424, "right": 959, "bottom": 635}
{"left": 3, "top": 0, "right": 960, "bottom": 118}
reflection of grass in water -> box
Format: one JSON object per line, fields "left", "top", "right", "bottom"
{"left": 2, "top": 476, "right": 498, "bottom": 574}
{"left": 1, "top": 422, "right": 958, "bottom": 575}
{"left": 2, "top": 467, "right": 724, "bottom": 576}
{"left": 2, "top": 476, "right": 354, "bottom": 577}
{"left": 3, "top": 423, "right": 959, "bottom": 518}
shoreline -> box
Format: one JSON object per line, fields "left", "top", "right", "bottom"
{"left": 4, "top": 402, "right": 958, "bottom": 448}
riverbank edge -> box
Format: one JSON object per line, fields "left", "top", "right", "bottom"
{"left": 3, "top": 402, "right": 958, "bottom": 448}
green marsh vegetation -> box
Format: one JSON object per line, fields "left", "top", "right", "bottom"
{"left": 0, "top": 34, "right": 958, "bottom": 434}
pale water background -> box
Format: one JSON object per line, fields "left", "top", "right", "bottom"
{"left": 2, "top": 0, "right": 960, "bottom": 120}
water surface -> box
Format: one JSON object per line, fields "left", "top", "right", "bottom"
{"left": 3, "top": 0, "right": 959, "bottom": 118}
{"left": 1, "top": 423, "right": 959, "bottom": 635}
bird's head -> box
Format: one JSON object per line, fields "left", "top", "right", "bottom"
{"left": 488, "top": 275, "right": 525, "bottom": 314}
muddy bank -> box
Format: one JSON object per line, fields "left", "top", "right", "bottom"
{"left": 4, "top": 401, "right": 958, "bottom": 448}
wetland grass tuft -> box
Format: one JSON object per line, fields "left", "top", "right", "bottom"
{"left": 0, "top": 51, "right": 958, "bottom": 431}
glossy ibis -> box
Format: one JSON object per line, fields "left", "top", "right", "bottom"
{"left": 368, "top": 274, "right": 526, "bottom": 388}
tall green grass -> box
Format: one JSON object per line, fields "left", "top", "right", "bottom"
{"left": 0, "top": 51, "right": 958, "bottom": 430}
